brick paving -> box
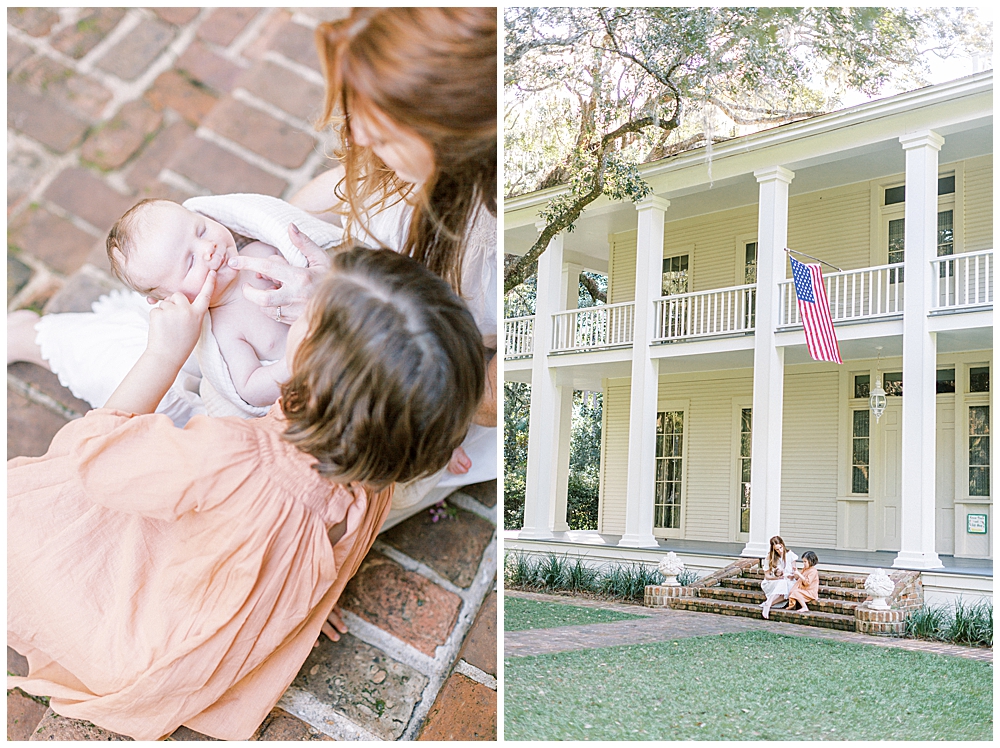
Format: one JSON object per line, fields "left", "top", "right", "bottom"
{"left": 505, "top": 590, "right": 993, "bottom": 663}
{"left": 7, "top": 6, "right": 497, "bottom": 741}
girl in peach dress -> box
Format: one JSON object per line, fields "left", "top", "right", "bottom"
{"left": 7, "top": 248, "right": 484, "bottom": 741}
{"left": 788, "top": 551, "right": 821, "bottom": 613}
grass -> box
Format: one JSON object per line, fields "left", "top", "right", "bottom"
{"left": 504, "top": 551, "right": 667, "bottom": 602}
{"left": 505, "top": 630, "right": 993, "bottom": 741}
{"left": 505, "top": 597, "right": 649, "bottom": 631}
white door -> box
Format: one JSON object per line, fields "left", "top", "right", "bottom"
{"left": 874, "top": 405, "right": 902, "bottom": 551}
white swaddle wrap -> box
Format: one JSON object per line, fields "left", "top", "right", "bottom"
{"left": 181, "top": 193, "right": 344, "bottom": 418}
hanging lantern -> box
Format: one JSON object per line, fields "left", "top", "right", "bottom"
{"left": 869, "top": 376, "right": 887, "bottom": 423}
{"left": 869, "top": 347, "right": 886, "bottom": 423}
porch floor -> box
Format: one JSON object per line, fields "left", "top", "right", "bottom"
{"left": 506, "top": 530, "right": 993, "bottom": 577}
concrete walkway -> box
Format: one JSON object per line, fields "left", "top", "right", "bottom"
{"left": 505, "top": 590, "right": 992, "bottom": 663}
{"left": 7, "top": 7, "right": 496, "bottom": 741}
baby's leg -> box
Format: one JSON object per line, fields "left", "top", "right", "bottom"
{"left": 7, "top": 310, "right": 49, "bottom": 368}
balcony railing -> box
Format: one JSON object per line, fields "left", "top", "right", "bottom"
{"left": 551, "top": 302, "right": 635, "bottom": 353}
{"left": 504, "top": 315, "right": 534, "bottom": 359}
{"left": 931, "top": 249, "right": 993, "bottom": 311}
{"left": 779, "top": 263, "right": 904, "bottom": 327}
{"left": 653, "top": 284, "right": 756, "bottom": 342}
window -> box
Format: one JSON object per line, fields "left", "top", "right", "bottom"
{"left": 654, "top": 411, "right": 684, "bottom": 529}
{"left": 936, "top": 369, "right": 956, "bottom": 394}
{"left": 969, "top": 406, "right": 990, "bottom": 497}
{"left": 883, "top": 372, "right": 903, "bottom": 397}
{"left": 738, "top": 408, "right": 752, "bottom": 534}
{"left": 661, "top": 255, "right": 689, "bottom": 296}
{"left": 854, "top": 374, "right": 871, "bottom": 399}
{"left": 743, "top": 242, "right": 757, "bottom": 284}
{"left": 970, "top": 367, "right": 990, "bottom": 393}
{"left": 852, "top": 410, "right": 870, "bottom": 494}
{"left": 881, "top": 174, "right": 956, "bottom": 273}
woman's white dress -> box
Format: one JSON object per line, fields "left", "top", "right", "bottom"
{"left": 32, "top": 196, "right": 497, "bottom": 528}
{"left": 760, "top": 550, "right": 798, "bottom": 599}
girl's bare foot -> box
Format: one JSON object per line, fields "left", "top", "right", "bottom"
{"left": 7, "top": 310, "right": 48, "bottom": 368}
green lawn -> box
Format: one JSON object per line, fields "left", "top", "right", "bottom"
{"left": 505, "top": 597, "right": 649, "bottom": 631}
{"left": 505, "top": 630, "right": 993, "bottom": 740}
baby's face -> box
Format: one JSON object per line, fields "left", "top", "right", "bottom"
{"left": 125, "top": 201, "right": 239, "bottom": 302}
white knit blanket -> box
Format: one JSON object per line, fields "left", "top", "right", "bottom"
{"left": 182, "top": 193, "right": 343, "bottom": 418}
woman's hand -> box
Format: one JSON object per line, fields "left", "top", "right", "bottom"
{"left": 227, "top": 223, "right": 331, "bottom": 324}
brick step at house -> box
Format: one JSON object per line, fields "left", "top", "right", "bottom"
{"left": 720, "top": 577, "right": 870, "bottom": 602}
{"left": 670, "top": 596, "right": 857, "bottom": 631}
{"left": 741, "top": 568, "right": 868, "bottom": 588}
{"left": 695, "top": 586, "right": 859, "bottom": 616}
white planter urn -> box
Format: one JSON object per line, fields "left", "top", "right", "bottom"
{"left": 658, "top": 552, "right": 684, "bottom": 587}
{"left": 864, "top": 568, "right": 895, "bottom": 610}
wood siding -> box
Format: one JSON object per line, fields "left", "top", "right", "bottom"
{"left": 964, "top": 156, "right": 993, "bottom": 252}
{"left": 598, "top": 378, "right": 631, "bottom": 534}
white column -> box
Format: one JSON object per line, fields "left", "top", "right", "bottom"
{"left": 742, "top": 166, "right": 794, "bottom": 558}
{"left": 551, "top": 261, "right": 582, "bottom": 533}
{"left": 619, "top": 196, "right": 669, "bottom": 548}
{"left": 520, "top": 228, "right": 568, "bottom": 539}
{"left": 894, "top": 131, "right": 944, "bottom": 569}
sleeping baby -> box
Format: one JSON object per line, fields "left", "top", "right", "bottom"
{"left": 107, "top": 198, "right": 294, "bottom": 409}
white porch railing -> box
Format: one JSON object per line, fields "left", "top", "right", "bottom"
{"left": 504, "top": 315, "right": 534, "bottom": 359}
{"left": 653, "top": 284, "right": 756, "bottom": 342}
{"left": 551, "top": 302, "right": 635, "bottom": 352}
{"left": 779, "top": 263, "right": 904, "bottom": 327}
{"left": 931, "top": 249, "right": 993, "bottom": 311}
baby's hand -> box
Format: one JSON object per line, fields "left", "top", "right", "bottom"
{"left": 147, "top": 270, "right": 215, "bottom": 365}
{"left": 447, "top": 446, "right": 472, "bottom": 475}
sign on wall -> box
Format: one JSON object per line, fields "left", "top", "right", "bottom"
{"left": 966, "top": 514, "right": 988, "bottom": 534}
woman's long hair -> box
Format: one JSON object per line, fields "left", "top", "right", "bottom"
{"left": 316, "top": 7, "right": 496, "bottom": 294}
{"left": 765, "top": 535, "right": 787, "bottom": 572}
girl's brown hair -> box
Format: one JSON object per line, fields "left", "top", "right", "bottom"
{"left": 281, "top": 247, "right": 485, "bottom": 489}
{"left": 315, "top": 7, "right": 497, "bottom": 294}
{"left": 765, "top": 535, "right": 787, "bottom": 572}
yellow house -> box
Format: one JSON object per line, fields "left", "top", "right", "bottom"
{"left": 504, "top": 72, "right": 993, "bottom": 605}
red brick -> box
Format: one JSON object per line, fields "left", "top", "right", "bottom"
{"left": 144, "top": 70, "right": 218, "bottom": 125}
{"left": 124, "top": 120, "right": 196, "bottom": 192}
{"left": 30, "top": 708, "right": 132, "bottom": 741}
{"left": 7, "top": 85, "right": 91, "bottom": 153}
{"left": 240, "top": 10, "right": 293, "bottom": 61}
{"left": 50, "top": 8, "right": 126, "bottom": 59}
{"left": 382, "top": 505, "right": 495, "bottom": 588}
{"left": 11, "top": 56, "right": 112, "bottom": 120}
{"left": 153, "top": 7, "right": 200, "bottom": 26}
{"left": 7, "top": 387, "right": 71, "bottom": 460}
{"left": 7, "top": 37, "right": 32, "bottom": 73}
{"left": 267, "top": 20, "right": 322, "bottom": 73}
{"left": 458, "top": 591, "right": 496, "bottom": 676}
{"left": 80, "top": 100, "right": 164, "bottom": 171}
{"left": 240, "top": 60, "right": 325, "bottom": 122}
{"left": 44, "top": 167, "right": 135, "bottom": 233}
{"left": 167, "top": 136, "right": 287, "bottom": 196}
{"left": 341, "top": 552, "right": 462, "bottom": 657}
{"left": 95, "top": 17, "right": 176, "bottom": 81}
{"left": 7, "top": 7, "right": 59, "bottom": 36}
{"left": 131, "top": 180, "right": 196, "bottom": 206}
{"left": 197, "top": 7, "right": 259, "bottom": 47}
{"left": 168, "top": 725, "right": 219, "bottom": 740}
{"left": 417, "top": 673, "right": 496, "bottom": 741}
{"left": 296, "top": 8, "right": 352, "bottom": 23}
{"left": 175, "top": 40, "right": 245, "bottom": 94}
{"left": 204, "top": 98, "right": 316, "bottom": 169}
{"left": 7, "top": 689, "right": 48, "bottom": 742}
{"left": 251, "top": 708, "right": 333, "bottom": 741}
{"left": 8, "top": 362, "right": 92, "bottom": 414}
{"left": 7, "top": 140, "right": 50, "bottom": 212}
{"left": 8, "top": 207, "right": 98, "bottom": 276}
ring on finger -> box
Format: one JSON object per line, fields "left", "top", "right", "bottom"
{"left": 275, "top": 306, "right": 282, "bottom": 322}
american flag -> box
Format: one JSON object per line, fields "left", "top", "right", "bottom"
{"left": 790, "top": 255, "right": 842, "bottom": 364}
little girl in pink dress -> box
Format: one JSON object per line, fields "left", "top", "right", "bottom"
{"left": 7, "top": 248, "right": 485, "bottom": 740}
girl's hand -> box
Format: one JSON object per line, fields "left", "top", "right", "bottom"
{"left": 228, "top": 223, "right": 331, "bottom": 324}
{"left": 147, "top": 271, "right": 215, "bottom": 366}
{"left": 318, "top": 606, "right": 348, "bottom": 644}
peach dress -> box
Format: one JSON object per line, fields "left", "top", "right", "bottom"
{"left": 7, "top": 405, "right": 392, "bottom": 741}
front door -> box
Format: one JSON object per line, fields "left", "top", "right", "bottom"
{"left": 874, "top": 404, "right": 902, "bottom": 550}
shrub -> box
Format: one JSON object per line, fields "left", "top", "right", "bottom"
{"left": 677, "top": 568, "right": 700, "bottom": 586}
{"left": 905, "top": 604, "right": 948, "bottom": 640}
{"left": 598, "top": 562, "right": 661, "bottom": 601}
{"left": 505, "top": 551, "right": 539, "bottom": 589}
{"left": 563, "top": 557, "right": 600, "bottom": 593}
{"left": 535, "top": 553, "right": 567, "bottom": 591}
{"left": 947, "top": 599, "right": 992, "bottom": 647}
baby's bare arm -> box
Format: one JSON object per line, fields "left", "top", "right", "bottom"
{"left": 214, "top": 315, "right": 288, "bottom": 407}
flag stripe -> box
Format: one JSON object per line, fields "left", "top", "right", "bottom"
{"left": 790, "top": 256, "right": 842, "bottom": 364}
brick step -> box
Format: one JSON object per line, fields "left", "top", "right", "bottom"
{"left": 671, "top": 597, "right": 856, "bottom": 631}
{"left": 696, "top": 587, "right": 858, "bottom": 616}
{"left": 720, "top": 577, "right": 869, "bottom": 602}
{"left": 741, "top": 569, "right": 868, "bottom": 588}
